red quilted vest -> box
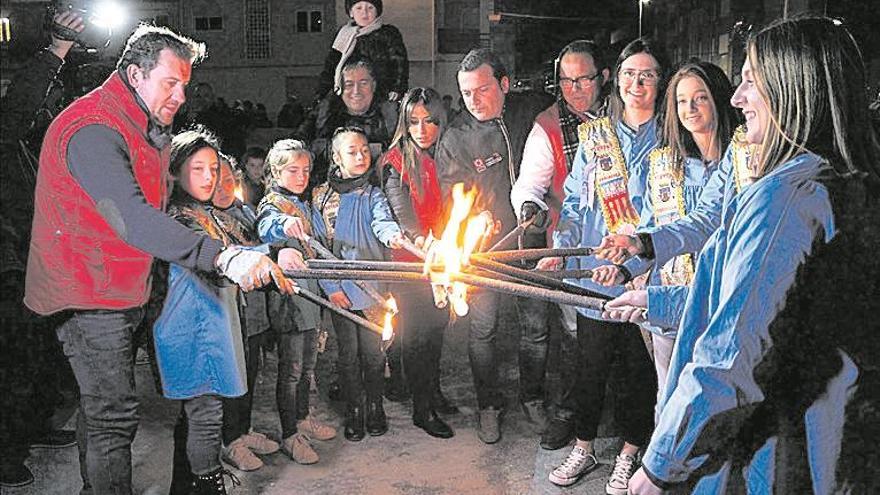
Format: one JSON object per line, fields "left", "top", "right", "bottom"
{"left": 25, "top": 72, "right": 170, "bottom": 315}
{"left": 533, "top": 104, "right": 569, "bottom": 240}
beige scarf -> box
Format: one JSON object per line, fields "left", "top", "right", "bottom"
{"left": 331, "top": 17, "right": 384, "bottom": 94}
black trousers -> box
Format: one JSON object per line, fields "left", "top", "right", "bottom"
{"left": 221, "top": 332, "right": 262, "bottom": 444}
{"left": 0, "top": 278, "right": 72, "bottom": 467}
{"left": 332, "top": 311, "right": 384, "bottom": 406}
{"left": 398, "top": 284, "right": 449, "bottom": 416}
{"left": 573, "top": 315, "right": 656, "bottom": 447}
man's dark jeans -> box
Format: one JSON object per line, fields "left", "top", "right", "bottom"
{"left": 56, "top": 307, "right": 144, "bottom": 495}
{"left": 467, "top": 291, "right": 549, "bottom": 410}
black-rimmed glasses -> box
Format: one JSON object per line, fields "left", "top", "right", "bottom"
{"left": 559, "top": 73, "right": 602, "bottom": 90}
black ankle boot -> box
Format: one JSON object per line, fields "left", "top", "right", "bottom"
{"left": 431, "top": 388, "right": 460, "bottom": 414}
{"left": 413, "top": 409, "right": 454, "bottom": 439}
{"left": 344, "top": 403, "right": 365, "bottom": 442}
{"left": 190, "top": 467, "right": 239, "bottom": 495}
{"left": 384, "top": 368, "right": 410, "bottom": 402}
{"left": 366, "top": 397, "right": 388, "bottom": 436}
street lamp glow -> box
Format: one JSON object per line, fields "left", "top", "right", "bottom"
{"left": 90, "top": 2, "right": 126, "bottom": 29}
{"left": 638, "top": 0, "right": 650, "bottom": 37}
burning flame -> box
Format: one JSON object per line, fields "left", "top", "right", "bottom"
{"left": 423, "top": 183, "right": 493, "bottom": 316}
{"left": 382, "top": 296, "right": 397, "bottom": 342}
{"left": 233, "top": 185, "right": 244, "bottom": 203}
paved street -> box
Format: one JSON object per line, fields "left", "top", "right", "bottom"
{"left": 8, "top": 299, "right": 625, "bottom": 495}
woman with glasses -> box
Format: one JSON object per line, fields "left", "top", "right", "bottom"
{"left": 541, "top": 38, "right": 667, "bottom": 494}
{"left": 592, "top": 60, "right": 739, "bottom": 418}
{"left": 625, "top": 17, "right": 880, "bottom": 494}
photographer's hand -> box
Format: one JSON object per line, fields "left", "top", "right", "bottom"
{"left": 50, "top": 11, "right": 85, "bottom": 60}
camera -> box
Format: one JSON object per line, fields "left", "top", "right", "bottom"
{"left": 51, "top": 1, "right": 119, "bottom": 50}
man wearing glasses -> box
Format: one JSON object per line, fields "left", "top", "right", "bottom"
{"left": 509, "top": 40, "right": 610, "bottom": 451}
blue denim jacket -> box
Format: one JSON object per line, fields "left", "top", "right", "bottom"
{"left": 553, "top": 118, "right": 658, "bottom": 319}
{"left": 642, "top": 153, "right": 857, "bottom": 493}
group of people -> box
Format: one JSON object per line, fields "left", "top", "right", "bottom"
{"left": 0, "top": 0, "right": 877, "bottom": 493}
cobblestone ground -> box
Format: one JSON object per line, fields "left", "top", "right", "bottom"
{"left": 9, "top": 298, "right": 627, "bottom": 494}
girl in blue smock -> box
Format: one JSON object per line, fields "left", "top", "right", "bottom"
{"left": 543, "top": 39, "right": 666, "bottom": 494}
{"left": 612, "top": 17, "right": 880, "bottom": 494}
{"left": 156, "top": 129, "right": 247, "bottom": 492}
{"left": 592, "top": 61, "right": 740, "bottom": 416}
{"left": 312, "top": 126, "right": 404, "bottom": 442}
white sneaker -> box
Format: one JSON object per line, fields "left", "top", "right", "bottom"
{"left": 605, "top": 453, "right": 639, "bottom": 495}
{"left": 548, "top": 446, "right": 599, "bottom": 486}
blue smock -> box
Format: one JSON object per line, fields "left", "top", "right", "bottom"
{"left": 553, "top": 118, "right": 658, "bottom": 319}
{"left": 642, "top": 153, "right": 859, "bottom": 493}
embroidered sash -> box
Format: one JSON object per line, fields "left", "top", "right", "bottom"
{"left": 262, "top": 191, "right": 316, "bottom": 258}
{"left": 731, "top": 125, "right": 759, "bottom": 193}
{"left": 313, "top": 183, "right": 340, "bottom": 243}
{"left": 648, "top": 147, "right": 695, "bottom": 287}
{"left": 211, "top": 209, "right": 257, "bottom": 247}
{"left": 177, "top": 205, "right": 232, "bottom": 246}
{"left": 578, "top": 117, "right": 640, "bottom": 234}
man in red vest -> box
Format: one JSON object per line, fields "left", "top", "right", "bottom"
{"left": 25, "top": 25, "right": 294, "bottom": 494}
{"left": 510, "top": 40, "right": 610, "bottom": 451}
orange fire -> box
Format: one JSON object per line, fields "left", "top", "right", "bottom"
{"left": 423, "top": 183, "right": 493, "bottom": 316}
{"left": 382, "top": 296, "right": 397, "bottom": 342}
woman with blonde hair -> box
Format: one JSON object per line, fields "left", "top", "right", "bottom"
{"left": 257, "top": 139, "right": 338, "bottom": 465}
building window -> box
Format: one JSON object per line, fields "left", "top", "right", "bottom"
{"left": 245, "top": 0, "right": 271, "bottom": 59}
{"left": 718, "top": 33, "right": 729, "bottom": 55}
{"left": 295, "top": 10, "right": 323, "bottom": 33}
{"left": 194, "top": 16, "right": 223, "bottom": 31}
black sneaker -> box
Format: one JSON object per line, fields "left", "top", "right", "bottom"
{"left": 0, "top": 463, "right": 35, "bottom": 488}
{"left": 540, "top": 417, "right": 575, "bottom": 450}
{"left": 31, "top": 429, "right": 77, "bottom": 449}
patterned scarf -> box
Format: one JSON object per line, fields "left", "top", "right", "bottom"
{"left": 557, "top": 98, "right": 602, "bottom": 170}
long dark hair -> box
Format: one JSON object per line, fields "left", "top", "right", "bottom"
{"left": 388, "top": 87, "right": 448, "bottom": 196}
{"left": 608, "top": 38, "right": 669, "bottom": 124}
{"left": 748, "top": 16, "right": 880, "bottom": 179}
{"left": 661, "top": 60, "right": 739, "bottom": 167}
{"left": 169, "top": 125, "right": 221, "bottom": 177}
{"left": 168, "top": 126, "right": 221, "bottom": 203}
